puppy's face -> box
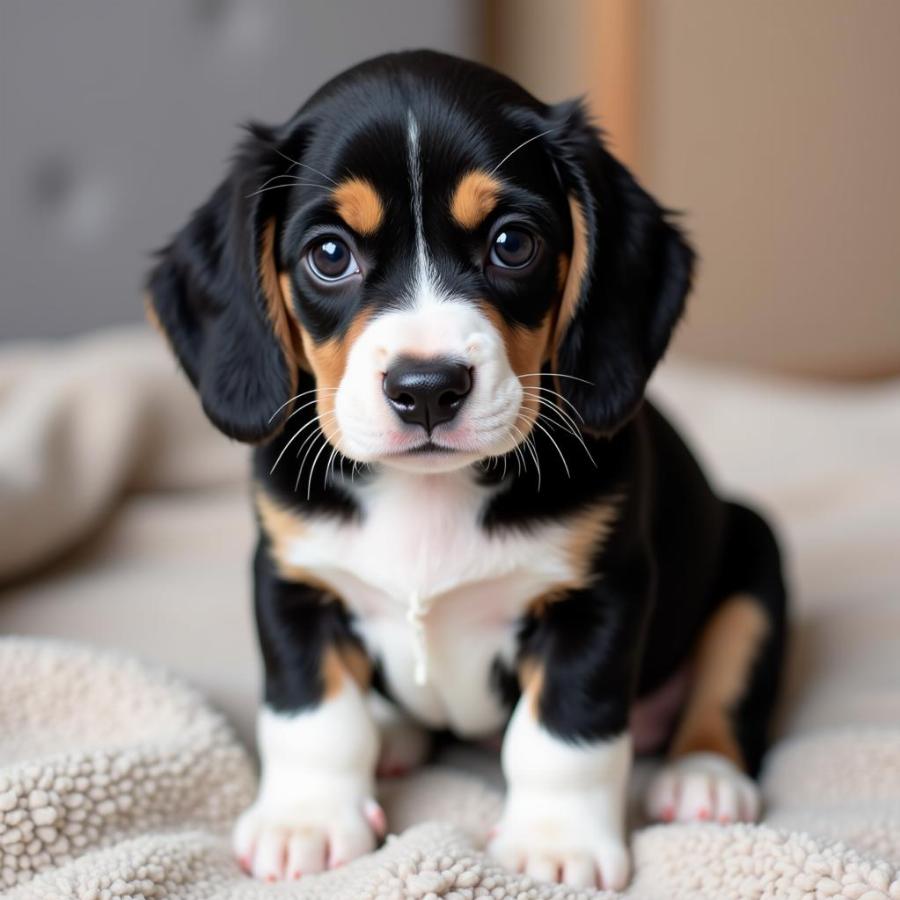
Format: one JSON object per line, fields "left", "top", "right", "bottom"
{"left": 277, "top": 94, "right": 572, "bottom": 471}
{"left": 148, "top": 52, "right": 693, "bottom": 465}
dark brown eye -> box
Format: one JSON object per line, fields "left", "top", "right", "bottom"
{"left": 307, "top": 237, "right": 359, "bottom": 282}
{"left": 490, "top": 227, "right": 537, "bottom": 269}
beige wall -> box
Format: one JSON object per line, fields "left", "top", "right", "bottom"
{"left": 488, "top": 1, "right": 900, "bottom": 378}
{"left": 486, "top": 0, "right": 639, "bottom": 167}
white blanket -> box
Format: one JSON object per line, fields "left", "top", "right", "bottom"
{"left": 1, "top": 327, "right": 898, "bottom": 897}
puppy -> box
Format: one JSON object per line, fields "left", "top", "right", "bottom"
{"left": 146, "top": 50, "right": 786, "bottom": 889}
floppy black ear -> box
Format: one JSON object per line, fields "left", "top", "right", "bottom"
{"left": 546, "top": 100, "right": 695, "bottom": 433}
{"left": 145, "top": 124, "right": 300, "bottom": 443}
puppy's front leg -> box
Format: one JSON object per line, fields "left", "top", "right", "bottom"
{"left": 489, "top": 580, "right": 648, "bottom": 890}
{"left": 234, "top": 549, "right": 382, "bottom": 881}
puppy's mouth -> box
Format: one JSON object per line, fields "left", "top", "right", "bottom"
{"left": 402, "top": 441, "right": 458, "bottom": 456}
{"left": 373, "top": 431, "right": 489, "bottom": 473}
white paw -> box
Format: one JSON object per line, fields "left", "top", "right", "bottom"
{"left": 487, "top": 789, "right": 630, "bottom": 890}
{"left": 233, "top": 793, "right": 385, "bottom": 881}
{"left": 645, "top": 752, "right": 760, "bottom": 824}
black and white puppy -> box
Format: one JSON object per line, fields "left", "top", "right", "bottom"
{"left": 147, "top": 50, "right": 786, "bottom": 889}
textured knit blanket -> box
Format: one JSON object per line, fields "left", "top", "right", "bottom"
{"left": 2, "top": 329, "right": 900, "bottom": 898}
{"left": 0, "top": 637, "right": 898, "bottom": 899}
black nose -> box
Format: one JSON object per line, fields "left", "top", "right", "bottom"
{"left": 383, "top": 358, "right": 473, "bottom": 432}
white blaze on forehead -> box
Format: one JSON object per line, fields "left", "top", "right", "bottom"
{"left": 406, "top": 110, "right": 444, "bottom": 307}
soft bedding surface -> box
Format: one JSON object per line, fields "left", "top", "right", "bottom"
{"left": 0, "top": 327, "right": 898, "bottom": 898}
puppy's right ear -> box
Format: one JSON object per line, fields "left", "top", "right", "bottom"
{"left": 542, "top": 100, "right": 695, "bottom": 434}
{"left": 146, "top": 124, "right": 302, "bottom": 443}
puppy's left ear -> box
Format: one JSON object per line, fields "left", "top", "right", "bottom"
{"left": 145, "top": 123, "right": 301, "bottom": 443}
{"left": 546, "top": 100, "right": 695, "bottom": 433}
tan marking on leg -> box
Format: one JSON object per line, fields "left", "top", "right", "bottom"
{"left": 669, "top": 595, "right": 770, "bottom": 770}
{"left": 517, "top": 658, "right": 544, "bottom": 718}
{"left": 332, "top": 177, "right": 385, "bottom": 236}
{"left": 322, "top": 648, "right": 345, "bottom": 699}
{"left": 323, "top": 645, "right": 373, "bottom": 699}
{"left": 338, "top": 642, "right": 372, "bottom": 692}
{"left": 256, "top": 488, "right": 369, "bottom": 694}
{"left": 450, "top": 170, "right": 503, "bottom": 230}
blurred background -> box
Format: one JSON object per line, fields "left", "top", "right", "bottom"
{"left": 2, "top": 0, "right": 899, "bottom": 377}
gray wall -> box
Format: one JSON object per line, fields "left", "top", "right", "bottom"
{"left": 0, "top": 0, "right": 479, "bottom": 340}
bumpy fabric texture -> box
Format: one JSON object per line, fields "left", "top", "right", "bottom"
{"left": 0, "top": 638, "right": 897, "bottom": 900}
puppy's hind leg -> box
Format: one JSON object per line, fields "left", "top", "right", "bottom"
{"left": 646, "top": 503, "right": 787, "bottom": 824}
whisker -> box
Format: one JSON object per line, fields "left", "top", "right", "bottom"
{"left": 529, "top": 417, "right": 571, "bottom": 479}
{"left": 258, "top": 174, "right": 327, "bottom": 190}
{"left": 269, "top": 388, "right": 327, "bottom": 423}
{"left": 280, "top": 389, "right": 340, "bottom": 424}
{"left": 523, "top": 399, "right": 582, "bottom": 447}
{"left": 513, "top": 416, "right": 542, "bottom": 491}
{"left": 506, "top": 424, "right": 527, "bottom": 477}
{"left": 324, "top": 443, "right": 340, "bottom": 490}
{"left": 520, "top": 391, "right": 580, "bottom": 435}
{"left": 522, "top": 383, "right": 585, "bottom": 423}
{"left": 266, "top": 144, "right": 339, "bottom": 186}
{"left": 520, "top": 391, "right": 596, "bottom": 466}
{"left": 278, "top": 396, "right": 324, "bottom": 424}
{"left": 289, "top": 407, "right": 338, "bottom": 495}
{"left": 246, "top": 181, "right": 332, "bottom": 199}
{"left": 489, "top": 127, "right": 559, "bottom": 177}
{"left": 293, "top": 412, "right": 337, "bottom": 459}
{"left": 517, "top": 372, "right": 595, "bottom": 387}
{"left": 269, "top": 414, "right": 328, "bottom": 475}
{"left": 253, "top": 170, "right": 304, "bottom": 194}
{"left": 524, "top": 431, "right": 542, "bottom": 491}
{"left": 295, "top": 427, "right": 329, "bottom": 491}
{"left": 307, "top": 434, "right": 333, "bottom": 500}
{"left": 293, "top": 425, "right": 323, "bottom": 462}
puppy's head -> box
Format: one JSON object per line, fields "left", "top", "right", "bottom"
{"left": 147, "top": 51, "right": 693, "bottom": 471}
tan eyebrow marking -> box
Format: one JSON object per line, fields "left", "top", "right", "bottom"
{"left": 450, "top": 169, "right": 503, "bottom": 230}
{"left": 331, "top": 177, "right": 385, "bottom": 235}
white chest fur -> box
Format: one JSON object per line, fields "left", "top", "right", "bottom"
{"left": 265, "top": 469, "right": 614, "bottom": 737}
